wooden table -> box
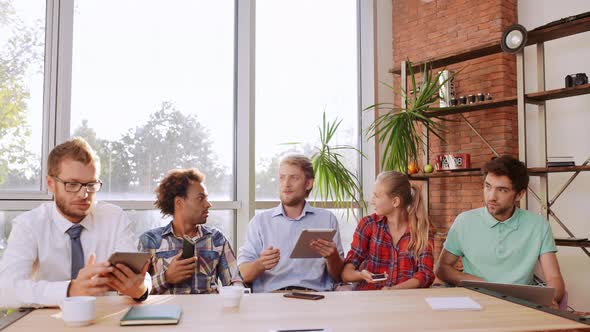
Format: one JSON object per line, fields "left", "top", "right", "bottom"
{"left": 5, "top": 288, "right": 589, "bottom": 331}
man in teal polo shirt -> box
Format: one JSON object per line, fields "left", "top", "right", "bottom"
{"left": 435, "top": 155, "right": 565, "bottom": 306}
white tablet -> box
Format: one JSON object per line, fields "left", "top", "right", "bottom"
{"left": 289, "top": 229, "right": 337, "bottom": 259}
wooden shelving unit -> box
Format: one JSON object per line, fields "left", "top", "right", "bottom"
{"left": 392, "top": 14, "right": 590, "bottom": 256}
{"left": 516, "top": 14, "right": 590, "bottom": 256}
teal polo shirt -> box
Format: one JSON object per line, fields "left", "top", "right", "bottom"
{"left": 444, "top": 207, "right": 557, "bottom": 285}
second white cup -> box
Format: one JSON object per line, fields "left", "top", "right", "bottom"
{"left": 219, "top": 286, "right": 251, "bottom": 308}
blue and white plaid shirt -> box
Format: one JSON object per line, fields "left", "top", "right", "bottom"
{"left": 138, "top": 221, "right": 242, "bottom": 294}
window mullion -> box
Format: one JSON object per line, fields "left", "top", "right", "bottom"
{"left": 235, "top": 0, "right": 256, "bottom": 251}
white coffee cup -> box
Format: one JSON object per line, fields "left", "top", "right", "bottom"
{"left": 219, "top": 285, "right": 251, "bottom": 308}
{"left": 60, "top": 296, "right": 96, "bottom": 327}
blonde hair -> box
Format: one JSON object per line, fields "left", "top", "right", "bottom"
{"left": 280, "top": 154, "right": 315, "bottom": 197}
{"left": 376, "top": 171, "right": 430, "bottom": 258}
{"left": 48, "top": 137, "right": 100, "bottom": 176}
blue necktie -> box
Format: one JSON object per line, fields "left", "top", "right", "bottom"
{"left": 66, "top": 224, "right": 85, "bottom": 279}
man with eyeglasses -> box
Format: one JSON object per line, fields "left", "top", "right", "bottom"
{"left": 0, "top": 137, "right": 150, "bottom": 308}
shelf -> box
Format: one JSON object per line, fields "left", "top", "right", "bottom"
{"left": 525, "top": 84, "right": 590, "bottom": 104}
{"left": 389, "top": 15, "right": 590, "bottom": 75}
{"left": 390, "top": 42, "right": 502, "bottom": 75}
{"left": 527, "top": 15, "right": 590, "bottom": 45}
{"left": 410, "top": 166, "right": 590, "bottom": 180}
{"left": 409, "top": 169, "right": 483, "bottom": 180}
{"left": 418, "top": 84, "right": 589, "bottom": 117}
{"left": 424, "top": 96, "right": 517, "bottom": 117}
{"left": 528, "top": 165, "right": 590, "bottom": 175}
{"left": 555, "top": 239, "right": 590, "bottom": 248}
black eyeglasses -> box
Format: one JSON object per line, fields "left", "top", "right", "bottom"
{"left": 52, "top": 176, "right": 103, "bottom": 193}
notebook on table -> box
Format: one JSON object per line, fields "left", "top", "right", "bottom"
{"left": 120, "top": 304, "right": 182, "bottom": 326}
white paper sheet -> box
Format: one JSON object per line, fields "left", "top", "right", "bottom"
{"left": 425, "top": 297, "right": 483, "bottom": 311}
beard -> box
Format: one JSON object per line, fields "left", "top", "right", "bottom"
{"left": 280, "top": 192, "right": 306, "bottom": 207}
{"left": 486, "top": 203, "right": 513, "bottom": 219}
{"left": 55, "top": 194, "right": 92, "bottom": 222}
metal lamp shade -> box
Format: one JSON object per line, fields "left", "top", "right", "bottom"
{"left": 501, "top": 24, "right": 528, "bottom": 54}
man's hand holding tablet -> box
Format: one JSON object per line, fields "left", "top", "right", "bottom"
{"left": 309, "top": 238, "right": 339, "bottom": 259}
{"left": 290, "top": 229, "right": 337, "bottom": 259}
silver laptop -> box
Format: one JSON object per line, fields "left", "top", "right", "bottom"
{"left": 460, "top": 280, "right": 555, "bottom": 306}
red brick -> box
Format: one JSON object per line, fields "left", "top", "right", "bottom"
{"left": 393, "top": 0, "right": 516, "bottom": 228}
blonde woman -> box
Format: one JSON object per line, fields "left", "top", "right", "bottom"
{"left": 342, "top": 171, "right": 434, "bottom": 290}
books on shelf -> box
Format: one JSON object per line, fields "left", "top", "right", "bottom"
{"left": 547, "top": 161, "right": 576, "bottom": 167}
{"left": 547, "top": 156, "right": 575, "bottom": 167}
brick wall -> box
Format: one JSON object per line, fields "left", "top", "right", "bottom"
{"left": 390, "top": 0, "right": 518, "bottom": 260}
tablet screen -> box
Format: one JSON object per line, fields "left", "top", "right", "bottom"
{"left": 108, "top": 252, "right": 152, "bottom": 274}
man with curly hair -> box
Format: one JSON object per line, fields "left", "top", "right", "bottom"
{"left": 138, "top": 168, "right": 243, "bottom": 294}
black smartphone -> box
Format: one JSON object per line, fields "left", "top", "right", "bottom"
{"left": 371, "top": 273, "right": 387, "bottom": 281}
{"left": 181, "top": 237, "right": 195, "bottom": 260}
{"left": 283, "top": 292, "right": 325, "bottom": 301}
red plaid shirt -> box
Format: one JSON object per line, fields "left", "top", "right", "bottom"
{"left": 344, "top": 213, "right": 434, "bottom": 290}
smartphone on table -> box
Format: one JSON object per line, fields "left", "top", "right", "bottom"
{"left": 283, "top": 292, "right": 325, "bottom": 300}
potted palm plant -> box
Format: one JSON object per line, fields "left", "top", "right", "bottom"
{"left": 284, "top": 111, "right": 366, "bottom": 220}
{"left": 311, "top": 112, "right": 366, "bottom": 220}
{"left": 365, "top": 60, "right": 451, "bottom": 173}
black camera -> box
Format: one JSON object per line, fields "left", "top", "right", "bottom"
{"left": 565, "top": 73, "right": 588, "bottom": 88}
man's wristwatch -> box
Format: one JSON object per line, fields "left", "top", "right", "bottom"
{"left": 133, "top": 288, "right": 149, "bottom": 302}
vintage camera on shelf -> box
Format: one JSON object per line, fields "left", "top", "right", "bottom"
{"left": 565, "top": 73, "right": 588, "bottom": 88}
{"left": 436, "top": 154, "right": 471, "bottom": 171}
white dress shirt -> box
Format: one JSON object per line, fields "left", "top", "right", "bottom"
{"left": 0, "top": 201, "right": 142, "bottom": 308}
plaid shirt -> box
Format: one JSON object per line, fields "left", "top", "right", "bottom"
{"left": 344, "top": 213, "right": 434, "bottom": 290}
{"left": 138, "top": 222, "right": 242, "bottom": 294}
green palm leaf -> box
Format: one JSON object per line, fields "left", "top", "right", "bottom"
{"left": 365, "top": 60, "right": 451, "bottom": 172}
{"left": 311, "top": 112, "right": 367, "bottom": 220}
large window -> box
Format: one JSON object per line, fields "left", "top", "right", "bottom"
{"left": 70, "top": 0, "right": 235, "bottom": 201}
{"left": 0, "top": 0, "right": 45, "bottom": 192}
{"left": 0, "top": 0, "right": 376, "bottom": 252}
{"left": 255, "top": 0, "right": 360, "bottom": 200}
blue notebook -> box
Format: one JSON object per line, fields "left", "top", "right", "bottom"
{"left": 120, "top": 304, "right": 182, "bottom": 326}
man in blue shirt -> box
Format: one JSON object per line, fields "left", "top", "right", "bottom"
{"left": 238, "top": 155, "right": 344, "bottom": 293}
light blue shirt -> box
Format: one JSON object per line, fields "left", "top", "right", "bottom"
{"left": 237, "top": 202, "right": 344, "bottom": 293}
